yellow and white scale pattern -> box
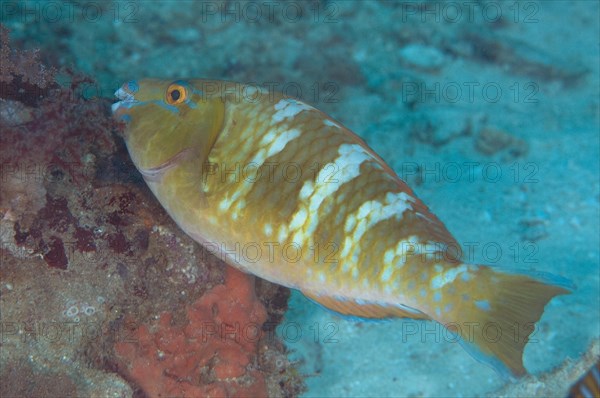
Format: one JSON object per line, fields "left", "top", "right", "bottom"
{"left": 114, "top": 79, "right": 570, "bottom": 376}
{"left": 198, "top": 85, "right": 477, "bottom": 319}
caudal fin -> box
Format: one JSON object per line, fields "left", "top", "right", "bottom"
{"left": 453, "top": 267, "right": 572, "bottom": 378}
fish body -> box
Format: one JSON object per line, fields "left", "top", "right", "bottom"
{"left": 569, "top": 361, "right": 600, "bottom": 398}
{"left": 113, "top": 79, "right": 570, "bottom": 377}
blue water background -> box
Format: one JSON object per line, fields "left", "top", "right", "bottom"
{"left": 3, "top": 1, "right": 598, "bottom": 396}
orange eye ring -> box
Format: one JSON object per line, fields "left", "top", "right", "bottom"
{"left": 166, "top": 83, "right": 187, "bottom": 105}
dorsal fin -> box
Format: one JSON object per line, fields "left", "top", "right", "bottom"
{"left": 303, "top": 291, "right": 431, "bottom": 320}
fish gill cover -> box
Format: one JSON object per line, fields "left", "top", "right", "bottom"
{"left": 0, "top": 1, "right": 598, "bottom": 397}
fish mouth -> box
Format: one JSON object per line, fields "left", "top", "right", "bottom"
{"left": 112, "top": 81, "right": 139, "bottom": 116}
{"left": 137, "top": 148, "right": 193, "bottom": 182}
{"left": 111, "top": 87, "right": 136, "bottom": 114}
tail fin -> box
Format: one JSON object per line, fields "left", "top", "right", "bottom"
{"left": 451, "top": 267, "right": 572, "bottom": 378}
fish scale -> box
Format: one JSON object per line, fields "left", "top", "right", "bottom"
{"left": 208, "top": 93, "right": 440, "bottom": 296}
{"left": 113, "top": 79, "right": 571, "bottom": 379}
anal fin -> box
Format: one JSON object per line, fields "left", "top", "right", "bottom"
{"left": 303, "top": 292, "right": 431, "bottom": 320}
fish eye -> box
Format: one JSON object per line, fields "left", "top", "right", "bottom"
{"left": 166, "top": 83, "right": 187, "bottom": 105}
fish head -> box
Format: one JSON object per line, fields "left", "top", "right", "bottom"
{"left": 112, "top": 79, "right": 225, "bottom": 179}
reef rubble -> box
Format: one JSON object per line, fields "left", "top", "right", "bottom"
{"left": 0, "top": 25, "right": 304, "bottom": 398}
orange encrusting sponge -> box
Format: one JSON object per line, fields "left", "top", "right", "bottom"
{"left": 114, "top": 266, "right": 268, "bottom": 397}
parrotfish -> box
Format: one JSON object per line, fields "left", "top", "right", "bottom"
{"left": 568, "top": 361, "right": 600, "bottom": 398}
{"left": 112, "top": 79, "right": 571, "bottom": 378}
